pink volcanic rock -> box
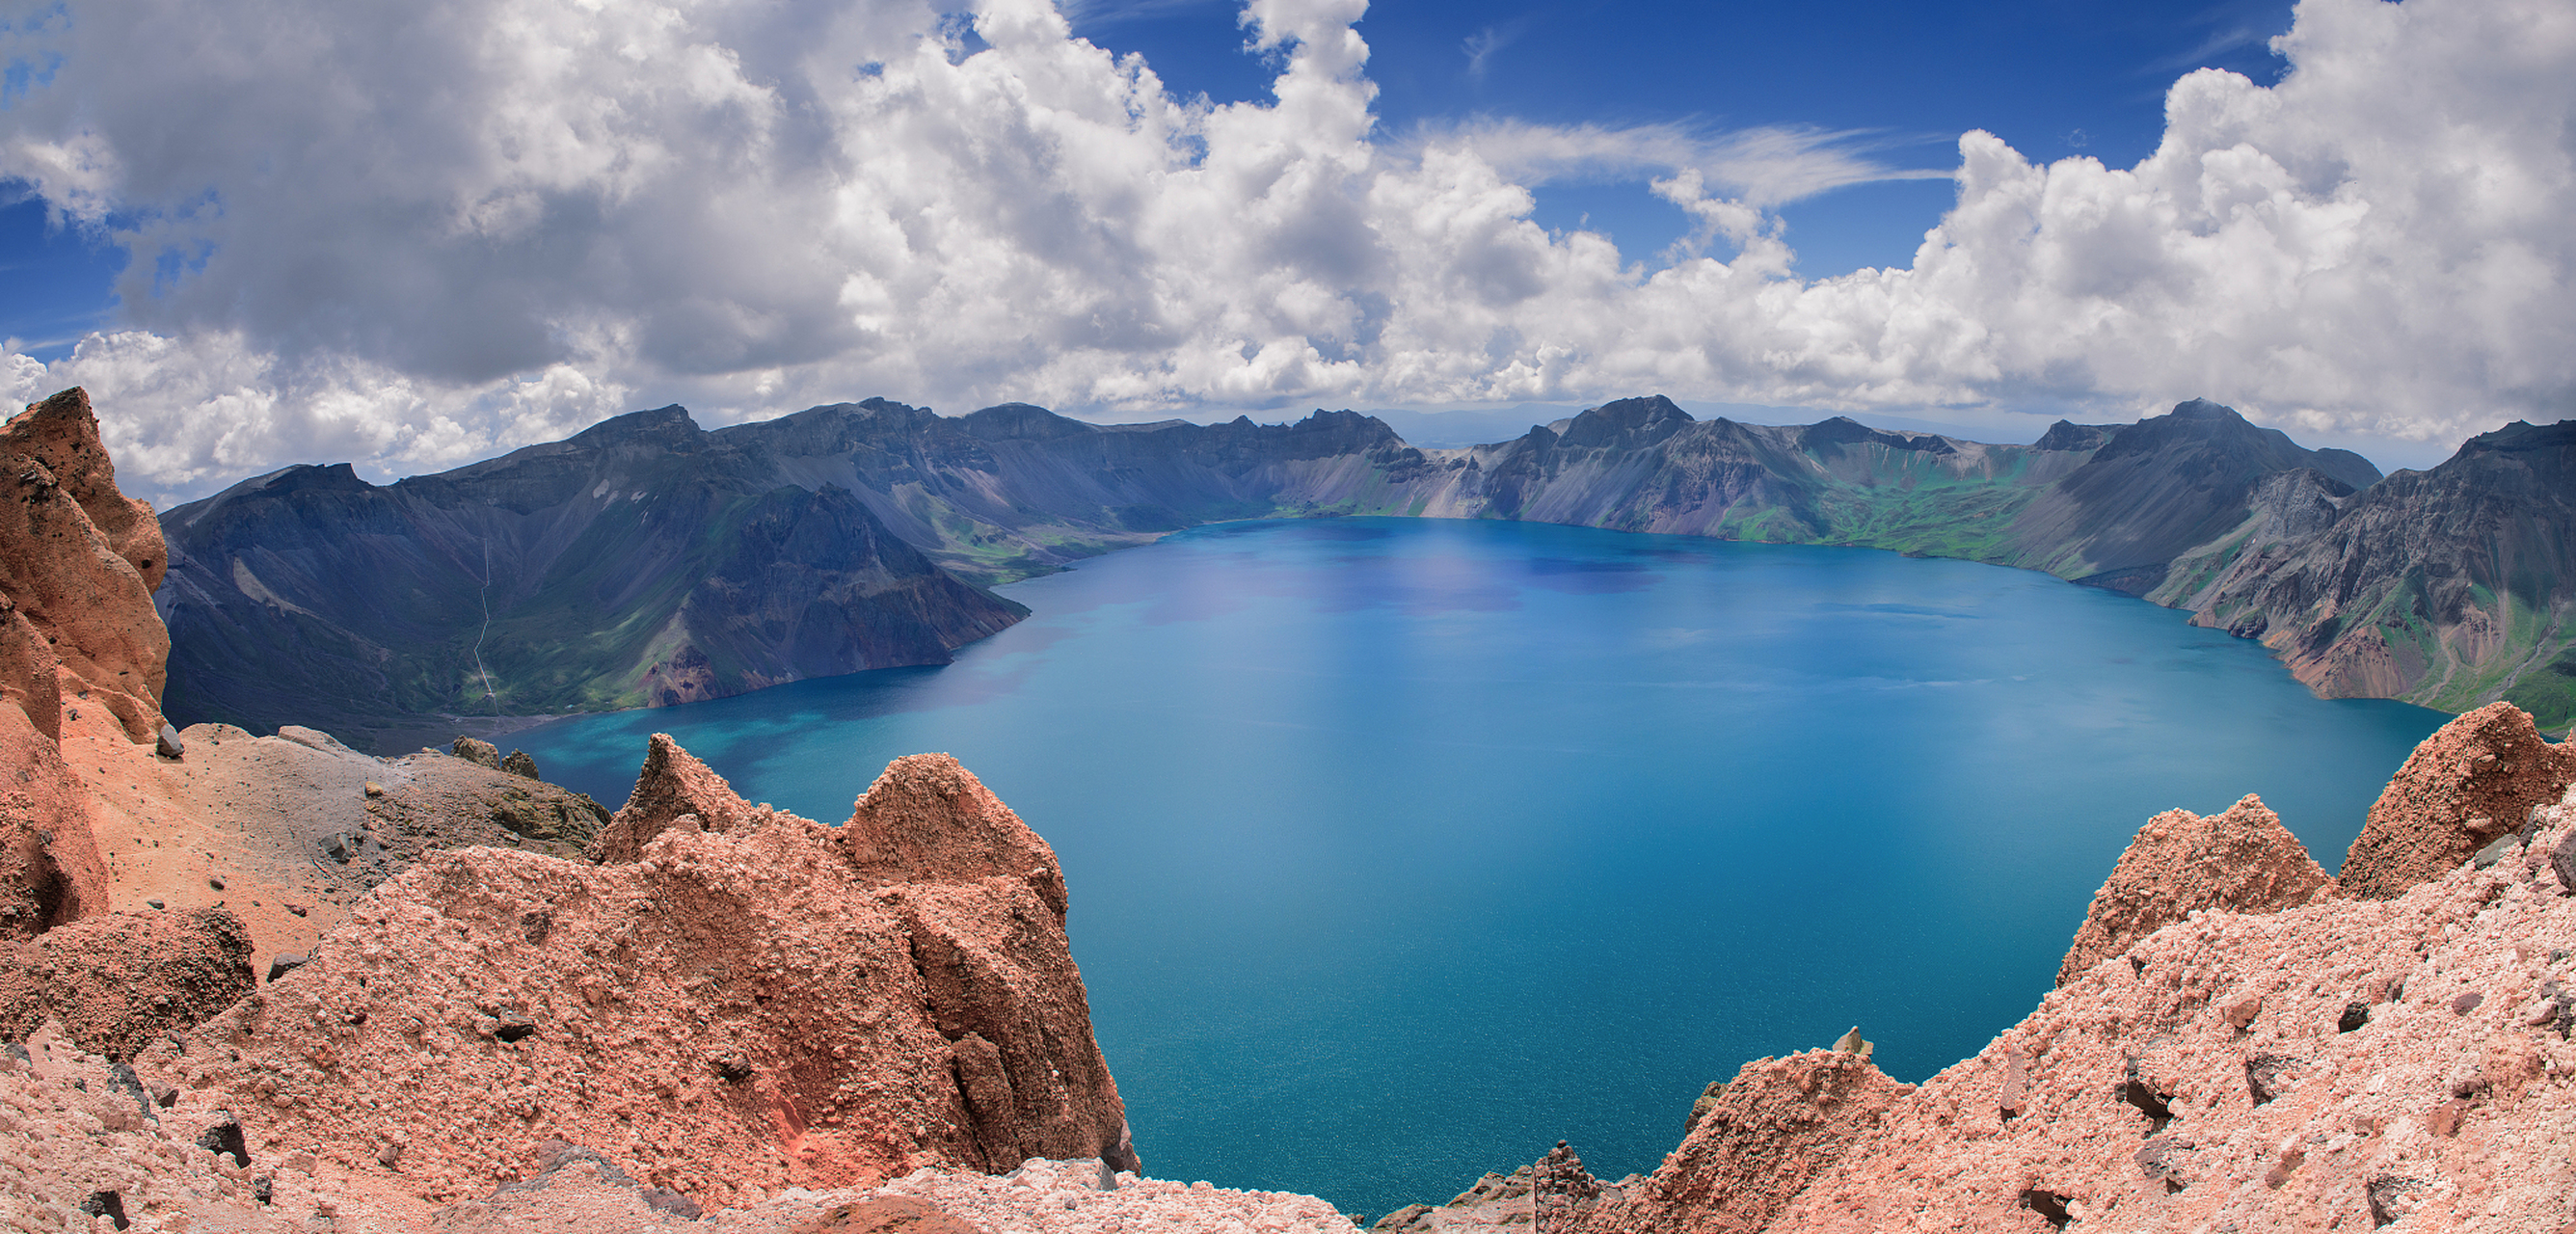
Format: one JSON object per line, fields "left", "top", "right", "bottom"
{"left": 844, "top": 753, "right": 1069, "bottom": 920}
{"left": 136, "top": 739, "right": 1137, "bottom": 1209}
{"left": 1560, "top": 1052, "right": 1912, "bottom": 1234}
{"left": 2057, "top": 794, "right": 2335, "bottom": 985}
{"left": 2, "top": 388, "right": 166, "bottom": 594}
{"left": 1536, "top": 791, "right": 2576, "bottom": 1231}
{"left": 0, "top": 907, "right": 255, "bottom": 1060}
{"left": 2340, "top": 703, "right": 2576, "bottom": 899}
{"left": 589, "top": 732, "right": 761, "bottom": 861}
{"left": 0, "top": 696, "right": 109, "bottom": 938}
{"left": 0, "top": 388, "right": 169, "bottom": 743}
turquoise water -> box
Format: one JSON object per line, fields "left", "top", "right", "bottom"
{"left": 515, "top": 518, "right": 2446, "bottom": 1217}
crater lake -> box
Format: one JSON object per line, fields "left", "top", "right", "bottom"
{"left": 514, "top": 516, "right": 2447, "bottom": 1218}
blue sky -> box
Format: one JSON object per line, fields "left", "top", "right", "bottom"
{"left": 2, "top": 0, "right": 2567, "bottom": 499}
{"left": 1070, "top": 0, "right": 2296, "bottom": 275}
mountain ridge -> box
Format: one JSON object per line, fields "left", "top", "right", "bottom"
{"left": 153, "top": 389, "right": 2576, "bottom": 747}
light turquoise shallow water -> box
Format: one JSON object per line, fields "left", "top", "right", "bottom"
{"left": 515, "top": 517, "right": 2447, "bottom": 1217}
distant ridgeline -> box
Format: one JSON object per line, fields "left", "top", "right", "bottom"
{"left": 154, "top": 395, "right": 2576, "bottom": 749}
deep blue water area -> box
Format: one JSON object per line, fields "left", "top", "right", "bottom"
{"left": 515, "top": 518, "right": 2447, "bottom": 1218}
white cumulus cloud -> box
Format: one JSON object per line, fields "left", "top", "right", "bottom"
{"left": 0, "top": 0, "right": 2568, "bottom": 503}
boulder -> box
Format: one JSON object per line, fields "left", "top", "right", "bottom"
{"left": 0, "top": 908, "right": 255, "bottom": 1060}
{"left": 2338, "top": 703, "right": 2576, "bottom": 898}
{"left": 500, "top": 749, "right": 541, "bottom": 780}
{"left": 451, "top": 736, "right": 502, "bottom": 769}
{"left": 2057, "top": 794, "right": 2335, "bottom": 984}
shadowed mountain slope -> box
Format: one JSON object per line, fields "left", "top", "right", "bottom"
{"left": 156, "top": 407, "right": 1029, "bottom": 749}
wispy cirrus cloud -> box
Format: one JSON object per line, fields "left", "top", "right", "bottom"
{"left": 1402, "top": 117, "right": 1952, "bottom": 207}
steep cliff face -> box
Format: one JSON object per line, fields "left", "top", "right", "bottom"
{"left": 155, "top": 405, "right": 1030, "bottom": 749}
{"left": 132, "top": 738, "right": 1136, "bottom": 1208}
{"left": 2187, "top": 419, "right": 2576, "bottom": 725}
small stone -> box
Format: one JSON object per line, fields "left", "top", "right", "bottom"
{"left": 197, "top": 1112, "right": 250, "bottom": 1167}
{"left": 1097, "top": 1160, "right": 1118, "bottom": 1191}
{"left": 2338, "top": 1001, "right": 2371, "bottom": 1033}
{"left": 285, "top": 902, "right": 309, "bottom": 917}
{"left": 156, "top": 723, "right": 184, "bottom": 760}
{"left": 713, "top": 1053, "right": 754, "bottom": 1082}
{"left": 2552, "top": 828, "right": 2576, "bottom": 897}
{"left": 79, "top": 1190, "right": 129, "bottom": 1230}
{"left": 490, "top": 1008, "right": 536, "bottom": 1043}
{"left": 145, "top": 899, "right": 164, "bottom": 910}
{"left": 363, "top": 781, "right": 383, "bottom": 797}
{"left": 2453, "top": 991, "right": 2485, "bottom": 1015}
{"left": 251, "top": 1175, "right": 274, "bottom": 1205}
{"left": 2245, "top": 1054, "right": 2303, "bottom": 1105}
{"left": 266, "top": 953, "right": 307, "bottom": 983}
{"left": 2368, "top": 1175, "right": 2433, "bottom": 1228}
{"left": 207, "top": 875, "right": 226, "bottom": 891}
{"left": 2472, "top": 831, "right": 2521, "bottom": 869}
{"left": 377, "top": 1141, "right": 404, "bottom": 1168}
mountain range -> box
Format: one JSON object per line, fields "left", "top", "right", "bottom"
{"left": 151, "top": 393, "right": 2574, "bottom": 748}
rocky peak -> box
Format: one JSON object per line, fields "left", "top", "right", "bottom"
{"left": 2457, "top": 418, "right": 2576, "bottom": 457}
{"left": 959, "top": 402, "right": 1097, "bottom": 442}
{"left": 1796, "top": 416, "right": 1957, "bottom": 455}
{"left": 1563, "top": 1050, "right": 1911, "bottom": 1234}
{"left": 592, "top": 733, "right": 762, "bottom": 862}
{"left": 2337, "top": 701, "right": 2576, "bottom": 898}
{"left": 2056, "top": 794, "right": 2335, "bottom": 985}
{"left": 2032, "top": 420, "right": 2123, "bottom": 452}
{"left": 4, "top": 389, "right": 168, "bottom": 592}
{"left": 2094, "top": 399, "right": 2382, "bottom": 491}
{"left": 844, "top": 754, "right": 1069, "bottom": 920}
{"left": 1557, "top": 395, "right": 1693, "bottom": 450}
{"left": 569, "top": 404, "right": 705, "bottom": 449}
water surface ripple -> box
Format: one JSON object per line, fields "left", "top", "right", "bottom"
{"left": 518, "top": 518, "right": 2445, "bottom": 1216}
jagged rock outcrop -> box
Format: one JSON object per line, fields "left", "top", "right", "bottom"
{"left": 0, "top": 705, "right": 107, "bottom": 939}
{"left": 1558, "top": 1053, "right": 1913, "bottom": 1234}
{"left": 2056, "top": 794, "right": 2336, "bottom": 984}
{"left": 2338, "top": 702, "right": 2576, "bottom": 899}
{"left": 591, "top": 732, "right": 760, "bottom": 861}
{"left": 844, "top": 752, "right": 1069, "bottom": 919}
{"left": 0, "top": 907, "right": 254, "bottom": 1061}
{"left": 0, "top": 387, "right": 167, "bottom": 940}
{"left": 2, "top": 388, "right": 169, "bottom": 743}
{"left": 134, "top": 738, "right": 1135, "bottom": 1208}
